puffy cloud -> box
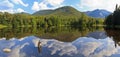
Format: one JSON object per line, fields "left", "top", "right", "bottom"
{"left": 0, "top": 8, "right": 26, "bottom": 13}
{"left": 32, "top": 0, "right": 64, "bottom": 11}
{"left": 79, "top": 0, "right": 120, "bottom": 12}
{"left": 0, "top": 0, "right": 14, "bottom": 10}
{"left": 32, "top": 1, "right": 48, "bottom": 11}
{"left": 31, "top": 2, "right": 40, "bottom": 11}
{"left": 16, "top": 8, "right": 26, "bottom": 13}
{"left": 46, "top": 0, "right": 64, "bottom": 6}
{"left": 11, "top": 0, "right": 28, "bottom": 7}
{"left": 0, "top": 9, "right": 15, "bottom": 13}
{"left": 0, "top": 0, "right": 27, "bottom": 13}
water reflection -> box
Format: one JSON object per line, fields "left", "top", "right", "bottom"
{"left": 2, "top": 27, "right": 120, "bottom": 57}
{"left": 0, "top": 36, "right": 119, "bottom": 57}
{"left": 87, "top": 31, "right": 107, "bottom": 39}
{"left": 38, "top": 40, "right": 42, "bottom": 53}
{"left": 0, "top": 26, "right": 103, "bottom": 42}
{"left": 105, "top": 28, "right": 120, "bottom": 47}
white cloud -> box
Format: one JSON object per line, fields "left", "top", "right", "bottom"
{"left": 11, "top": 0, "right": 28, "bottom": 7}
{"left": 39, "top": 2, "right": 50, "bottom": 10}
{"left": 16, "top": 8, "right": 25, "bottom": 13}
{"left": 0, "top": 0, "right": 14, "bottom": 10}
{"left": 0, "top": 8, "right": 26, "bottom": 13}
{"left": 46, "top": 0, "right": 64, "bottom": 6}
{"left": 31, "top": 0, "right": 64, "bottom": 11}
{"left": 0, "top": 9, "right": 15, "bottom": 13}
{"left": 0, "top": 0, "right": 28, "bottom": 13}
{"left": 80, "top": 0, "right": 120, "bottom": 12}
{"left": 32, "top": 2, "right": 40, "bottom": 11}
{"left": 32, "top": 1, "right": 48, "bottom": 11}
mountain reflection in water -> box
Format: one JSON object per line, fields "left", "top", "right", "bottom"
{"left": 0, "top": 27, "right": 120, "bottom": 57}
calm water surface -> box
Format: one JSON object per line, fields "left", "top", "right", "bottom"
{"left": 0, "top": 27, "right": 120, "bottom": 57}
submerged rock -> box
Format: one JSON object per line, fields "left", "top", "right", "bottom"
{"left": 3, "top": 48, "right": 11, "bottom": 53}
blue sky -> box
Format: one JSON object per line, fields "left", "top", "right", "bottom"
{"left": 0, "top": 0, "right": 120, "bottom": 14}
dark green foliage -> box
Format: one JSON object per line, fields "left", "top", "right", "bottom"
{"left": 105, "top": 4, "right": 120, "bottom": 28}
{"left": 33, "top": 10, "right": 54, "bottom": 15}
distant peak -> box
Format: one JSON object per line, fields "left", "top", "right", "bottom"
{"left": 62, "top": 6, "right": 73, "bottom": 8}
{"left": 95, "top": 9, "right": 100, "bottom": 11}
{"left": 85, "top": 9, "right": 111, "bottom": 18}
{"left": 94, "top": 9, "right": 103, "bottom": 11}
{"left": 56, "top": 6, "right": 75, "bottom": 9}
{"left": 94, "top": 9, "right": 107, "bottom": 11}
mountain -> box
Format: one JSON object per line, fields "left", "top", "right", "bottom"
{"left": 33, "top": 6, "right": 82, "bottom": 17}
{"left": 32, "top": 10, "right": 54, "bottom": 15}
{"left": 20, "top": 12, "right": 30, "bottom": 15}
{"left": 85, "top": 9, "right": 111, "bottom": 18}
{"left": 15, "top": 12, "right": 30, "bottom": 15}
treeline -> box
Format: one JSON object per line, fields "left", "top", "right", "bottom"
{"left": 104, "top": 4, "right": 120, "bottom": 28}
{"left": 0, "top": 12, "right": 104, "bottom": 28}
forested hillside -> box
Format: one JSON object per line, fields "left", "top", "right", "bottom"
{"left": 33, "top": 6, "right": 82, "bottom": 16}
{"left": 0, "top": 6, "right": 104, "bottom": 28}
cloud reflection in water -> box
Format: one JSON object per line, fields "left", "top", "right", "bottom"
{"left": 0, "top": 36, "right": 119, "bottom": 57}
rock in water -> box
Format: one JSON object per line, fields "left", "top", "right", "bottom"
{"left": 3, "top": 48, "right": 11, "bottom": 53}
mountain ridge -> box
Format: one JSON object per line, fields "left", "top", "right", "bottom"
{"left": 33, "top": 6, "right": 111, "bottom": 18}
{"left": 32, "top": 6, "right": 83, "bottom": 17}
{"left": 85, "top": 9, "right": 111, "bottom": 18}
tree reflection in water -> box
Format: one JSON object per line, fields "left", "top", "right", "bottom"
{"left": 0, "top": 26, "right": 104, "bottom": 42}
{"left": 105, "top": 28, "right": 120, "bottom": 47}
{"left": 38, "top": 40, "right": 42, "bottom": 53}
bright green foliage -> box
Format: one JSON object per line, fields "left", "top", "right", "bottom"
{"left": 0, "top": 6, "right": 104, "bottom": 28}
{"left": 0, "top": 12, "right": 104, "bottom": 28}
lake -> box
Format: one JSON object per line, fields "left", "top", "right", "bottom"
{"left": 0, "top": 26, "right": 120, "bottom": 57}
